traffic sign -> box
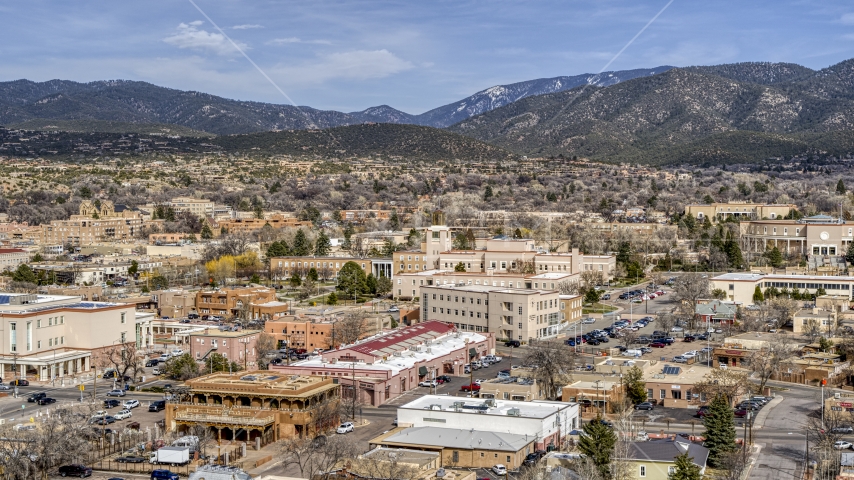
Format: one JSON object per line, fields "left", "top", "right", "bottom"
{"left": 79, "top": 385, "right": 85, "bottom": 391}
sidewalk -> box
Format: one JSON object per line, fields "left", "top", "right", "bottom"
{"left": 753, "top": 395, "right": 784, "bottom": 426}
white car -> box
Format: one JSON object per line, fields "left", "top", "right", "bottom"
{"left": 170, "top": 349, "right": 184, "bottom": 357}
{"left": 492, "top": 464, "right": 508, "bottom": 476}
{"left": 683, "top": 351, "right": 698, "bottom": 357}
{"left": 114, "top": 409, "right": 132, "bottom": 420}
{"left": 91, "top": 410, "right": 107, "bottom": 420}
{"left": 418, "top": 380, "right": 438, "bottom": 388}
{"left": 123, "top": 399, "right": 140, "bottom": 409}
{"left": 673, "top": 356, "right": 688, "bottom": 363}
{"left": 387, "top": 306, "right": 400, "bottom": 312}
{"left": 581, "top": 318, "right": 595, "bottom": 324}
{"left": 337, "top": 422, "right": 354, "bottom": 434}
{"left": 107, "top": 389, "right": 126, "bottom": 397}
{"left": 671, "top": 326, "right": 684, "bottom": 332}
{"left": 700, "top": 347, "right": 714, "bottom": 353}
{"left": 474, "top": 379, "right": 485, "bottom": 385}
{"left": 834, "top": 440, "right": 853, "bottom": 450}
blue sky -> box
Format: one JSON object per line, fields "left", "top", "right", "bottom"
{"left": 2, "top": 1, "right": 854, "bottom": 114}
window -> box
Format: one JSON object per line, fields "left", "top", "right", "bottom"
{"left": 667, "top": 466, "right": 676, "bottom": 475}
{"left": 37, "top": 340, "right": 41, "bottom": 349}
{"left": 660, "top": 389, "right": 666, "bottom": 399}
{"left": 121, "top": 312, "right": 126, "bottom": 324}
{"left": 26, "top": 322, "right": 31, "bottom": 351}
{"left": 518, "top": 306, "right": 522, "bottom": 315}
{"left": 37, "top": 319, "right": 41, "bottom": 328}
{"left": 647, "top": 388, "right": 653, "bottom": 399}
{"left": 10, "top": 322, "right": 16, "bottom": 352}
{"left": 452, "top": 451, "right": 459, "bottom": 463}
{"left": 639, "top": 465, "right": 646, "bottom": 477}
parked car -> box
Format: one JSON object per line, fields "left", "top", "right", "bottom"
{"left": 387, "top": 305, "right": 400, "bottom": 312}
{"left": 96, "top": 416, "right": 116, "bottom": 425}
{"left": 114, "top": 410, "right": 132, "bottom": 420}
{"left": 437, "top": 375, "right": 452, "bottom": 383}
{"left": 649, "top": 342, "right": 667, "bottom": 348}
{"left": 104, "top": 399, "right": 121, "bottom": 408}
{"left": 505, "top": 340, "right": 521, "bottom": 348}
{"left": 461, "top": 383, "right": 481, "bottom": 392}
{"left": 834, "top": 441, "right": 853, "bottom": 450}
{"left": 634, "top": 402, "right": 655, "bottom": 411}
{"left": 492, "top": 465, "right": 507, "bottom": 476}
{"left": 581, "top": 317, "right": 595, "bottom": 324}
{"left": 37, "top": 397, "right": 56, "bottom": 405}
{"left": 107, "top": 389, "right": 126, "bottom": 397}
{"left": 831, "top": 426, "right": 854, "bottom": 434}
{"left": 123, "top": 399, "right": 140, "bottom": 409}
{"left": 337, "top": 422, "right": 354, "bottom": 434}
{"left": 149, "top": 400, "right": 166, "bottom": 412}
{"left": 601, "top": 294, "right": 611, "bottom": 300}
{"left": 151, "top": 469, "right": 180, "bottom": 480}
{"left": 145, "top": 359, "right": 159, "bottom": 367}
{"left": 589, "top": 418, "right": 613, "bottom": 428}
{"left": 418, "top": 380, "right": 438, "bottom": 388}
{"left": 683, "top": 336, "right": 696, "bottom": 342}
{"left": 59, "top": 464, "right": 92, "bottom": 477}
{"left": 671, "top": 326, "right": 684, "bottom": 332}
{"left": 734, "top": 409, "right": 749, "bottom": 418}
{"left": 696, "top": 406, "right": 710, "bottom": 417}
{"left": 672, "top": 356, "right": 688, "bottom": 363}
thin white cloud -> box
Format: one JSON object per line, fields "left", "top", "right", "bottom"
{"left": 163, "top": 22, "right": 247, "bottom": 56}
{"left": 278, "top": 49, "right": 414, "bottom": 85}
{"left": 232, "top": 24, "right": 263, "bottom": 30}
{"left": 268, "top": 37, "right": 332, "bottom": 45}
{"left": 841, "top": 13, "right": 854, "bottom": 25}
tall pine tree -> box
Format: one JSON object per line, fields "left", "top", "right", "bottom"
{"left": 702, "top": 394, "right": 737, "bottom": 467}
{"left": 837, "top": 179, "right": 846, "bottom": 195}
{"left": 577, "top": 417, "right": 616, "bottom": 479}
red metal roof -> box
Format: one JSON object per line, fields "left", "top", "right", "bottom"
{"left": 343, "top": 320, "right": 455, "bottom": 358}
{"left": 0, "top": 249, "right": 25, "bottom": 254}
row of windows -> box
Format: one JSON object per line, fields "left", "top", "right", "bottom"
{"left": 453, "top": 324, "right": 485, "bottom": 332}
{"left": 36, "top": 316, "right": 65, "bottom": 328}
{"left": 432, "top": 307, "right": 489, "bottom": 320}
{"left": 761, "top": 281, "right": 850, "bottom": 290}
{"left": 431, "top": 293, "right": 489, "bottom": 305}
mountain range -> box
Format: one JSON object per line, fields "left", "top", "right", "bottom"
{"left": 449, "top": 59, "right": 854, "bottom": 163}
{"left": 0, "top": 67, "right": 674, "bottom": 135}
{"left": 4, "top": 59, "right": 854, "bottom": 164}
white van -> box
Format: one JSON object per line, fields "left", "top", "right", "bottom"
{"left": 624, "top": 349, "right": 642, "bottom": 357}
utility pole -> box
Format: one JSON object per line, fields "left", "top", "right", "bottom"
{"left": 243, "top": 340, "right": 248, "bottom": 371}
{"left": 594, "top": 380, "right": 603, "bottom": 416}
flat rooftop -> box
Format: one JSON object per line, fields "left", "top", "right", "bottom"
{"left": 426, "top": 284, "right": 553, "bottom": 295}
{"left": 713, "top": 272, "right": 854, "bottom": 282}
{"left": 0, "top": 293, "right": 124, "bottom": 313}
{"left": 185, "top": 371, "right": 334, "bottom": 395}
{"left": 379, "top": 426, "right": 533, "bottom": 452}
{"left": 400, "top": 395, "right": 572, "bottom": 419}
{"left": 189, "top": 329, "right": 262, "bottom": 338}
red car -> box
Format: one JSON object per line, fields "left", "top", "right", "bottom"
{"left": 734, "top": 409, "right": 748, "bottom": 418}
{"left": 461, "top": 383, "right": 481, "bottom": 392}
{"left": 649, "top": 342, "right": 667, "bottom": 348}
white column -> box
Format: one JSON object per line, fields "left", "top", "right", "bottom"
{"left": 20, "top": 363, "right": 26, "bottom": 379}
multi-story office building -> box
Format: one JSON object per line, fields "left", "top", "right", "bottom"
{"left": 40, "top": 200, "right": 147, "bottom": 246}
{"left": 684, "top": 202, "right": 796, "bottom": 222}
{"left": 0, "top": 292, "right": 151, "bottom": 382}
{"left": 420, "top": 284, "right": 562, "bottom": 343}
{"left": 268, "top": 256, "right": 393, "bottom": 282}
{"left": 169, "top": 197, "right": 215, "bottom": 218}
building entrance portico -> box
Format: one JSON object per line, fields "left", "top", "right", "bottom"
{"left": 0, "top": 350, "right": 90, "bottom": 383}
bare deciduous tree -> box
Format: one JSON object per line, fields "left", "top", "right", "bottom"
{"left": 523, "top": 340, "right": 576, "bottom": 399}
{"left": 672, "top": 273, "right": 710, "bottom": 330}
{"left": 255, "top": 332, "right": 278, "bottom": 369}
{"left": 332, "top": 311, "right": 368, "bottom": 347}
{"left": 748, "top": 334, "right": 797, "bottom": 393}
{"left": 693, "top": 368, "right": 751, "bottom": 404}
{"left": 655, "top": 312, "right": 677, "bottom": 335}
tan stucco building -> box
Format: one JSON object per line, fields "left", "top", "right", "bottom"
{"left": 40, "top": 200, "right": 149, "bottom": 246}
{"left": 166, "top": 372, "right": 340, "bottom": 443}
{"left": 420, "top": 284, "right": 562, "bottom": 343}
{"left": 684, "top": 202, "right": 795, "bottom": 222}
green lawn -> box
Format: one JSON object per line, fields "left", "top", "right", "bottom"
{"left": 582, "top": 303, "right": 618, "bottom": 314}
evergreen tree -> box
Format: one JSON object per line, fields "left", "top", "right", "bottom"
{"left": 292, "top": 229, "right": 312, "bottom": 256}
{"left": 342, "top": 223, "right": 354, "bottom": 251}
{"left": 616, "top": 242, "right": 632, "bottom": 264}
{"left": 200, "top": 223, "right": 214, "bottom": 240}
{"left": 268, "top": 240, "right": 292, "bottom": 258}
{"left": 337, "top": 261, "right": 368, "bottom": 299}
{"left": 513, "top": 228, "right": 523, "bottom": 239}
{"left": 702, "top": 394, "right": 737, "bottom": 467}
{"left": 577, "top": 417, "right": 617, "bottom": 479}
{"left": 288, "top": 272, "right": 302, "bottom": 289}
{"left": 128, "top": 260, "right": 139, "bottom": 277}
{"left": 764, "top": 246, "right": 783, "bottom": 268}
{"left": 12, "top": 264, "right": 37, "bottom": 284}
{"left": 483, "top": 185, "right": 494, "bottom": 201}
{"left": 846, "top": 241, "right": 854, "bottom": 266}
{"left": 388, "top": 209, "right": 400, "bottom": 231}
{"left": 624, "top": 365, "right": 648, "bottom": 405}
{"left": 752, "top": 285, "right": 764, "bottom": 303}
{"left": 455, "top": 262, "right": 466, "bottom": 272}
{"left": 326, "top": 292, "right": 338, "bottom": 305}
{"left": 307, "top": 268, "right": 319, "bottom": 282}
{"left": 376, "top": 274, "right": 393, "bottom": 296}
{"left": 668, "top": 451, "right": 701, "bottom": 480}
{"left": 314, "top": 231, "right": 331, "bottom": 257}
{"left": 366, "top": 273, "right": 378, "bottom": 295}
{"left": 838, "top": 179, "right": 847, "bottom": 195}
{"left": 724, "top": 230, "right": 743, "bottom": 268}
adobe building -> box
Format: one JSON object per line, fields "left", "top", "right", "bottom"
{"left": 166, "top": 371, "right": 340, "bottom": 442}
{"left": 270, "top": 321, "right": 495, "bottom": 406}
